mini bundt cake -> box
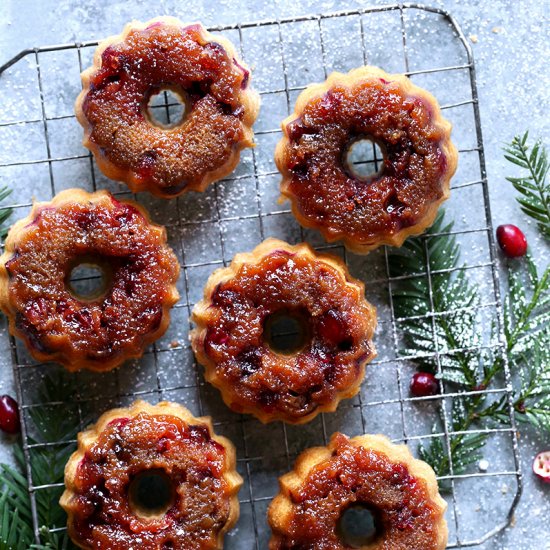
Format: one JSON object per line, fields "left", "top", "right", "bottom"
{"left": 76, "top": 17, "right": 259, "bottom": 197}
{"left": 61, "top": 400, "right": 242, "bottom": 549}
{"left": 276, "top": 66, "right": 457, "bottom": 253}
{"left": 269, "top": 432, "right": 448, "bottom": 549}
{"left": 191, "top": 238, "right": 376, "bottom": 424}
{"left": 0, "top": 189, "right": 179, "bottom": 371}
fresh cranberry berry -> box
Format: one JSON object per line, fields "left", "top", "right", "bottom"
{"left": 410, "top": 372, "right": 439, "bottom": 397}
{"left": 533, "top": 450, "right": 550, "bottom": 483}
{"left": 496, "top": 224, "right": 527, "bottom": 258}
{"left": 0, "top": 395, "right": 20, "bottom": 435}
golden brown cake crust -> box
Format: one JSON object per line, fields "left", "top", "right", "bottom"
{"left": 191, "top": 238, "right": 377, "bottom": 424}
{"left": 268, "top": 432, "right": 448, "bottom": 550}
{"left": 0, "top": 189, "right": 179, "bottom": 372}
{"left": 60, "top": 400, "right": 242, "bottom": 550}
{"left": 76, "top": 17, "right": 260, "bottom": 198}
{"left": 276, "top": 66, "right": 458, "bottom": 253}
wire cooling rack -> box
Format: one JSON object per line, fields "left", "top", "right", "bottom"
{"left": 0, "top": 4, "right": 522, "bottom": 548}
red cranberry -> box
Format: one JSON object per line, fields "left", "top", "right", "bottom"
{"left": 496, "top": 224, "right": 527, "bottom": 258}
{"left": 533, "top": 450, "right": 550, "bottom": 483}
{"left": 287, "top": 119, "right": 305, "bottom": 141}
{"left": 0, "top": 395, "right": 20, "bottom": 435}
{"left": 410, "top": 372, "right": 439, "bottom": 397}
{"left": 206, "top": 327, "right": 229, "bottom": 347}
{"left": 236, "top": 347, "right": 263, "bottom": 376}
{"left": 188, "top": 424, "right": 211, "bottom": 443}
{"left": 317, "top": 309, "right": 353, "bottom": 349}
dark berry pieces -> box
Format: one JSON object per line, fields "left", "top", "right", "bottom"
{"left": 317, "top": 309, "right": 353, "bottom": 350}
{"left": 75, "top": 210, "right": 97, "bottom": 231}
{"left": 188, "top": 424, "right": 212, "bottom": 443}
{"left": 287, "top": 119, "right": 305, "bottom": 142}
{"left": 496, "top": 224, "right": 527, "bottom": 258}
{"left": 533, "top": 450, "right": 550, "bottom": 483}
{"left": 410, "top": 372, "right": 439, "bottom": 397}
{"left": 236, "top": 347, "right": 263, "bottom": 376}
{"left": 0, "top": 395, "right": 20, "bottom": 435}
{"left": 107, "top": 417, "right": 130, "bottom": 429}
{"left": 207, "top": 327, "right": 230, "bottom": 347}
{"left": 385, "top": 192, "right": 407, "bottom": 217}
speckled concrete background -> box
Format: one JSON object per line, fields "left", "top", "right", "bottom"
{"left": 0, "top": 1, "right": 548, "bottom": 548}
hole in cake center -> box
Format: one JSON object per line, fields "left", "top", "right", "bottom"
{"left": 344, "top": 137, "right": 385, "bottom": 181}
{"left": 263, "top": 309, "right": 311, "bottom": 355}
{"left": 146, "top": 86, "right": 188, "bottom": 129}
{"left": 337, "top": 504, "right": 382, "bottom": 548}
{"left": 129, "top": 469, "right": 175, "bottom": 518}
{"left": 66, "top": 258, "right": 112, "bottom": 302}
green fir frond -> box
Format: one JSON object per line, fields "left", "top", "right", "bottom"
{"left": 390, "top": 204, "right": 550, "bottom": 490}
{"left": 0, "top": 373, "right": 81, "bottom": 549}
{"left": 514, "top": 328, "right": 550, "bottom": 434}
{"left": 389, "top": 211, "right": 481, "bottom": 387}
{"left": 0, "top": 186, "right": 13, "bottom": 242}
{"left": 503, "top": 255, "right": 550, "bottom": 355}
{"left": 504, "top": 132, "right": 550, "bottom": 239}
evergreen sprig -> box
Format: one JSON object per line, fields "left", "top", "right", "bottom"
{"left": 0, "top": 186, "right": 13, "bottom": 241}
{"left": 0, "top": 374, "right": 81, "bottom": 549}
{"left": 389, "top": 213, "right": 481, "bottom": 387}
{"left": 390, "top": 209, "right": 550, "bottom": 488}
{"left": 504, "top": 132, "right": 550, "bottom": 240}
{"left": 0, "top": 445, "right": 34, "bottom": 549}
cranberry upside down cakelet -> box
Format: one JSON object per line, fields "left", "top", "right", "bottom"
{"left": 191, "top": 238, "right": 377, "bottom": 424}
{"left": 76, "top": 17, "right": 259, "bottom": 198}
{"left": 276, "top": 66, "right": 458, "bottom": 253}
{"left": 268, "top": 433, "right": 448, "bottom": 550}
{"left": 0, "top": 189, "right": 179, "bottom": 372}
{"left": 60, "top": 401, "right": 242, "bottom": 550}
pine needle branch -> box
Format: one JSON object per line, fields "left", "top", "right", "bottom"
{"left": 504, "top": 132, "right": 550, "bottom": 240}
{"left": 0, "top": 373, "right": 82, "bottom": 549}
{"left": 0, "top": 186, "right": 13, "bottom": 242}
{"left": 389, "top": 212, "right": 481, "bottom": 388}
{"left": 503, "top": 255, "right": 550, "bottom": 355}
{"left": 390, "top": 208, "right": 550, "bottom": 489}
{"left": 0, "top": 445, "right": 34, "bottom": 549}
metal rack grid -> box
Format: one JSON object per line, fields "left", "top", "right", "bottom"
{"left": 0, "top": 3, "right": 522, "bottom": 548}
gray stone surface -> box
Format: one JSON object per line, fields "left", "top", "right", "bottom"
{"left": 0, "top": 1, "right": 548, "bottom": 548}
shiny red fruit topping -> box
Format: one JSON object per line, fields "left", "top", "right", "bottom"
{"left": 317, "top": 309, "right": 352, "bottom": 350}
{"left": 0, "top": 395, "right": 20, "bottom": 435}
{"left": 410, "top": 372, "right": 439, "bottom": 397}
{"left": 533, "top": 450, "right": 550, "bottom": 483}
{"left": 496, "top": 224, "right": 527, "bottom": 258}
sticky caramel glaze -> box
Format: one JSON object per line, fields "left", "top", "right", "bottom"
{"left": 191, "top": 239, "right": 377, "bottom": 424}
{"left": 0, "top": 189, "right": 179, "bottom": 372}
{"left": 269, "top": 433, "right": 448, "bottom": 550}
{"left": 76, "top": 17, "right": 259, "bottom": 197}
{"left": 61, "top": 401, "right": 242, "bottom": 550}
{"left": 276, "top": 66, "right": 458, "bottom": 253}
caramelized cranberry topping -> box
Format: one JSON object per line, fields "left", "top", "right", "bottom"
{"left": 198, "top": 248, "right": 375, "bottom": 421}
{"left": 270, "top": 434, "right": 442, "bottom": 549}
{"left": 82, "top": 22, "right": 252, "bottom": 195}
{"left": 317, "top": 309, "right": 353, "bottom": 351}
{"left": 66, "top": 413, "right": 229, "bottom": 549}
{"left": 281, "top": 77, "right": 452, "bottom": 245}
{"left": 6, "top": 195, "right": 178, "bottom": 370}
